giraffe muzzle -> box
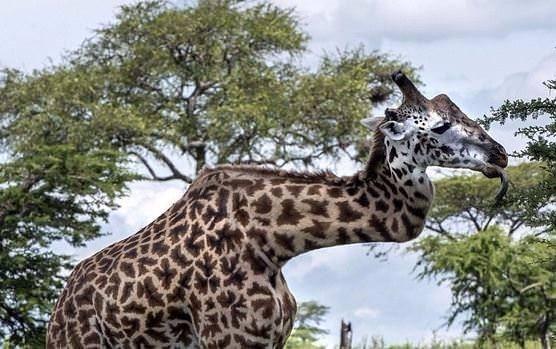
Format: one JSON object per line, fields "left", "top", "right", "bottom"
{"left": 479, "top": 137, "right": 509, "bottom": 204}
{"left": 486, "top": 141, "right": 508, "bottom": 168}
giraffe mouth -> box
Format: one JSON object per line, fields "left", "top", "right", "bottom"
{"left": 481, "top": 163, "right": 508, "bottom": 204}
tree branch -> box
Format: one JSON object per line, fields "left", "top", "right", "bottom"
{"left": 464, "top": 208, "right": 482, "bottom": 232}
{"left": 482, "top": 214, "right": 495, "bottom": 231}
{"left": 508, "top": 219, "right": 524, "bottom": 236}
{"left": 0, "top": 174, "right": 40, "bottom": 226}
{"left": 425, "top": 218, "right": 456, "bottom": 240}
{"left": 129, "top": 149, "right": 192, "bottom": 183}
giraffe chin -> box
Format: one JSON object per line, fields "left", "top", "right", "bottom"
{"left": 481, "top": 164, "right": 508, "bottom": 205}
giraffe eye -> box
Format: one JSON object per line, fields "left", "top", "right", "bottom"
{"left": 431, "top": 122, "right": 451, "bottom": 134}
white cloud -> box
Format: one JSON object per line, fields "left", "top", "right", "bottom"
{"left": 488, "top": 53, "right": 556, "bottom": 101}
{"left": 451, "top": 52, "right": 556, "bottom": 155}
{"left": 112, "top": 181, "right": 184, "bottom": 231}
{"left": 275, "top": 0, "right": 556, "bottom": 44}
{"left": 354, "top": 307, "right": 381, "bottom": 319}
{"left": 0, "top": 0, "right": 130, "bottom": 70}
{"left": 284, "top": 245, "right": 365, "bottom": 279}
{"left": 64, "top": 181, "right": 185, "bottom": 260}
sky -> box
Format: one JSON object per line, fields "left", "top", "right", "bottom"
{"left": 1, "top": 0, "right": 555, "bottom": 347}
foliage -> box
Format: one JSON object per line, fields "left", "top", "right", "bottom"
{"left": 411, "top": 163, "right": 555, "bottom": 347}
{"left": 285, "top": 301, "right": 330, "bottom": 349}
{"left": 482, "top": 70, "right": 556, "bottom": 348}
{"left": 413, "top": 227, "right": 554, "bottom": 346}
{"left": 353, "top": 336, "right": 544, "bottom": 349}
{"left": 352, "top": 334, "right": 474, "bottom": 349}
{"left": 482, "top": 78, "right": 556, "bottom": 234}
{"left": 428, "top": 162, "right": 547, "bottom": 237}
{"left": 0, "top": 69, "right": 135, "bottom": 345}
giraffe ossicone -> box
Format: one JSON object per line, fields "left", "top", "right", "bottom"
{"left": 47, "top": 71, "right": 508, "bottom": 348}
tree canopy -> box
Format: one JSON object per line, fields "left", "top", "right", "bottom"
{"left": 0, "top": 67, "right": 135, "bottom": 344}
{"left": 412, "top": 163, "right": 555, "bottom": 347}
{"left": 61, "top": 0, "right": 414, "bottom": 180}
{"left": 427, "top": 162, "right": 547, "bottom": 237}
{"left": 482, "top": 78, "right": 556, "bottom": 234}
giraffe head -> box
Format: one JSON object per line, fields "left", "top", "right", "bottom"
{"left": 362, "top": 71, "right": 508, "bottom": 200}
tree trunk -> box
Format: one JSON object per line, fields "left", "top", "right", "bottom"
{"left": 540, "top": 328, "right": 551, "bottom": 349}
{"left": 339, "top": 320, "right": 352, "bottom": 349}
{"left": 539, "top": 297, "right": 552, "bottom": 349}
{"left": 194, "top": 144, "right": 206, "bottom": 175}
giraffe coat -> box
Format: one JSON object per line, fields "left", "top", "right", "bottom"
{"left": 46, "top": 156, "right": 434, "bottom": 348}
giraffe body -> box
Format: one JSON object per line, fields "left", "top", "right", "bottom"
{"left": 47, "top": 72, "right": 508, "bottom": 348}
{"left": 46, "top": 161, "right": 432, "bottom": 348}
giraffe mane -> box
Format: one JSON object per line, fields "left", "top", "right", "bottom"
{"left": 364, "top": 129, "right": 387, "bottom": 177}
{"left": 198, "top": 133, "right": 386, "bottom": 186}
{"left": 197, "top": 164, "right": 348, "bottom": 185}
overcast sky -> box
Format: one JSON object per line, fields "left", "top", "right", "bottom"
{"left": 1, "top": 0, "right": 555, "bottom": 346}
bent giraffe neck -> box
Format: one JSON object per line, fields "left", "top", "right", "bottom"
{"left": 242, "top": 140, "right": 434, "bottom": 266}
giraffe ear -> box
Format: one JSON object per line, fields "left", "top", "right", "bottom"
{"left": 379, "top": 120, "right": 412, "bottom": 141}
{"left": 360, "top": 116, "right": 385, "bottom": 130}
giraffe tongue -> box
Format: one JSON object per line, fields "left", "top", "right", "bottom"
{"left": 494, "top": 169, "right": 509, "bottom": 205}
{"left": 481, "top": 164, "right": 508, "bottom": 205}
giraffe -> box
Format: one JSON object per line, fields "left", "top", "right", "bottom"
{"left": 46, "top": 71, "right": 508, "bottom": 348}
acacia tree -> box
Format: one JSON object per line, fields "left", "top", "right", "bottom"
{"left": 482, "top": 78, "right": 556, "bottom": 234}
{"left": 3, "top": 1, "right": 415, "bottom": 183}
{"left": 0, "top": 68, "right": 135, "bottom": 345}
{"left": 65, "top": 0, "right": 415, "bottom": 180}
{"left": 0, "top": 0, "right": 416, "bottom": 344}
{"left": 411, "top": 163, "right": 555, "bottom": 347}
{"left": 481, "top": 71, "right": 556, "bottom": 348}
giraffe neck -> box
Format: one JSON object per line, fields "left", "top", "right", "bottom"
{"left": 241, "top": 136, "right": 434, "bottom": 267}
